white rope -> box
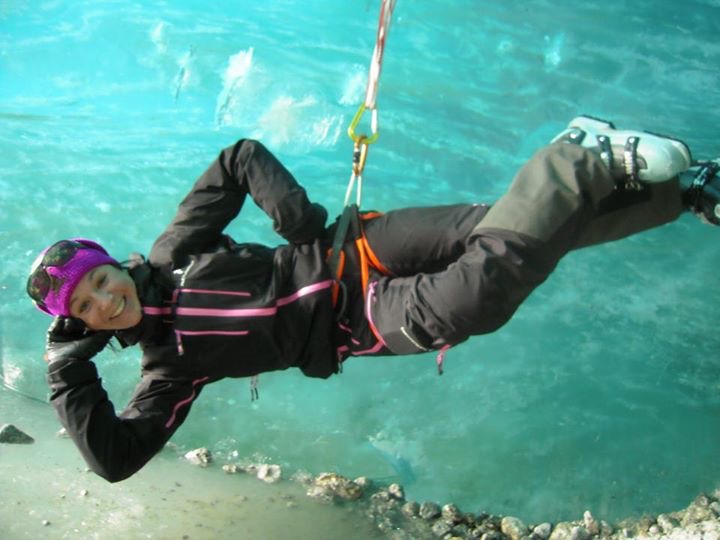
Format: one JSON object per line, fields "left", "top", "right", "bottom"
{"left": 364, "top": 0, "right": 397, "bottom": 110}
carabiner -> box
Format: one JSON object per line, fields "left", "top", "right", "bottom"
{"left": 352, "top": 137, "right": 370, "bottom": 177}
{"left": 347, "top": 103, "right": 379, "bottom": 145}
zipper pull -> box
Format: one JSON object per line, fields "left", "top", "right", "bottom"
{"left": 175, "top": 331, "right": 185, "bottom": 356}
{"left": 435, "top": 344, "right": 451, "bottom": 376}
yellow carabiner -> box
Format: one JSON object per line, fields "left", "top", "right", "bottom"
{"left": 347, "top": 103, "right": 380, "bottom": 145}
{"left": 352, "top": 137, "right": 370, "bottom": 177}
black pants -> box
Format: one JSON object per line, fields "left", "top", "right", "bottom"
{"left": 354, "top": 143, "right": 683, "bottom": 355}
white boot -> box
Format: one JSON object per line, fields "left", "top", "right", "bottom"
{"left": 552, "top": 115, "right": 692, "bottom": 188}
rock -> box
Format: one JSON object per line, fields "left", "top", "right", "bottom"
{"left": 311, "top": 472, "right": 363, "bottom": 501}
{"left": 637, "top": 515, "right": 656, "bottom": 534}
{"left": 42, "top": 520, "right": 50, "bottom": 526}
{"left": 657, "top": 514, "right": 679, "bottom": 533}
{"left": 56, "top": 428, "right": 70, "bottom": 439}
{"left": 480, "top": 532, "right": 505, "bottom": 540}
{"left": 306, "top": 485, "right": 334, "bottom": 504}
{"left": 462, "top": 513, "right": 480, "bottom": 528}
{"left": 468, "top": 527, "right": 484, "bottom": 539}
{"left": 401, "top": 501, "right": 419, "bottom": 518}
{"left": 599, "top": 520, "right": 614, "bottom": 537}
{"left": 222, "top": 464, "right": 239, "bottom": 474}
{"left": 354, "top": 476, "right": 371, "bottom": 490}
{"left": 472, "top": 523, "right": 496, "bottom": 537}
{"left": 682, "top": 495, "right": 717, "bottom": 525}
{"left": 431, "top": 519, "right": 453, "bottom": 537}
{"left": 184, "top": 447, "right": 211, "bottom": 467}
{"left": 256, "top": 464, "right": 281, "bottom": 483}
{"left": 549, "top": 522, "right": 573, "bottom": 540}
{"left": 501, "top": 516, "right": 529, "bottom": 540}
{"left": 369, "top": 489, "right": 402, "bottom": 519}
{"left": 648, "top": 525, "right": 661, "bottom": 535}
{"left": 388, "top": 483, "right": 405, "bottom": 500}
{"left": 533, "top": 523, "right": 552, "bottom": 539}
{"left": 582, "top": 511, "right": 599, "bottom": 535}
{"left": 0, "top": 424, "right": 34, "bottom": 444}
{"left": 569, "top": 526, "right": 590, "bottom": 540}
{"left": 419, "top": 501, "right": 441, "bottom": 520}
{"left": 442, "top": 504, "right": 463, "bottom": 524}
{"left": 453, "top": 523, "right": 470, "bottom": 537}
{"left": 711, "top": 502, "right": 720, "bottom": 516}
{"left": 80, "top": 489, "right": 89, "bottom": 497}
{"left": 616, "top": 516, "right": 652, "bottom": 537}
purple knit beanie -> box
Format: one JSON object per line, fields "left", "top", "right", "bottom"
{"left": 28, "top": 238, "right": 119, "bottom": 317}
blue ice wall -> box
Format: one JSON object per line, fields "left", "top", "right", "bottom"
{"left": 1, "top": 0, "right": 720, "bottom": 523}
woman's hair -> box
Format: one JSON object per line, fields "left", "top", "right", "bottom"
{"left": 122, "top": 252, "right": 146, "bottom": 270}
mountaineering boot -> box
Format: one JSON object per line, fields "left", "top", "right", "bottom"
{"left": 680, "top": 159, "right": 720, "bottom": 225}
{"left": 552, "top": 115, "right": 693, "bottom": 188}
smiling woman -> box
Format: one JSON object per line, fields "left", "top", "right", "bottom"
{"left": 24, "top": 124, "right": 720, "bottom": 486}
{"left": 69, "top": 265, "right": 143, "bottom": 330}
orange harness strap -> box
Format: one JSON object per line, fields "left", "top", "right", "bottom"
{"left": 327, "top": 211, "right": 391, "bottom": 308}
{"left": 356, "top": 212, "right": 391, "bottom": 299}
{"left": 330, "top": 250, "right": 346, "bottom": 306}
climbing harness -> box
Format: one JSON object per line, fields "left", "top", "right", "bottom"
{"left": 328, "top": 1, "right": 451, "bottom": 375}
{"left": 326, "top": 0, "right": 400, "bottom": 368}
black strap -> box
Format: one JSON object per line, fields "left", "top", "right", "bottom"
{"left": 328, "top": 204, "right": 360, "bottom": 279}
{"left": 596, "top": 134, "right": 613, "bottom": 171}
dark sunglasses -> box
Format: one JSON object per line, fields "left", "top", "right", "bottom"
{"left": 26, "top": 240, "right": 86, "bottom": 307}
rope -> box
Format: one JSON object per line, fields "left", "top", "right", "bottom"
{"left": 364, "top": 0, "right": 396, "bottom": 110}
{"left": 345, "top": 0, "right": 397, "bottom": 207}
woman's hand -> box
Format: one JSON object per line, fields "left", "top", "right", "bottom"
{"left": 44, "top": 317, "right": 113, "bottom": 364}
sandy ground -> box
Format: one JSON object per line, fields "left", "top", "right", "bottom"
{"left": 3, "top": 385, "right": 719, "bottom": 540}
{"left": 0, "top": 387, "right": 384, "bottom": 540}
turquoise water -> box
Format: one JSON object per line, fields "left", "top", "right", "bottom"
{"left": 1, "top": 0, "right": 720, "bottom": 525}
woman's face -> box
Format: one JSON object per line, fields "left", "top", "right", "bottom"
{"left": 69, "top": 264, "right": 142, "bottom": 330}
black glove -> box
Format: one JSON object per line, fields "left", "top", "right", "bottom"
{"left": 45, "top": 317, "right": 113, "bottom": 365}
{"left": 281, "top": 202, "right": 328, "bottom": 244}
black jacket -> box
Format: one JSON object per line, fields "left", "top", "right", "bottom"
{"left": 47, "top": 140, "right": 341, "bottom": 482}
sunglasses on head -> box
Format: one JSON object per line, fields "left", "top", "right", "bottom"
{"left": 26, "top": 240, "right": 86, "bottom": 309}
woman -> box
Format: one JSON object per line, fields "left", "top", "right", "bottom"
{"left": 28, "top": 115, "right": 718, "bottom": 482}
